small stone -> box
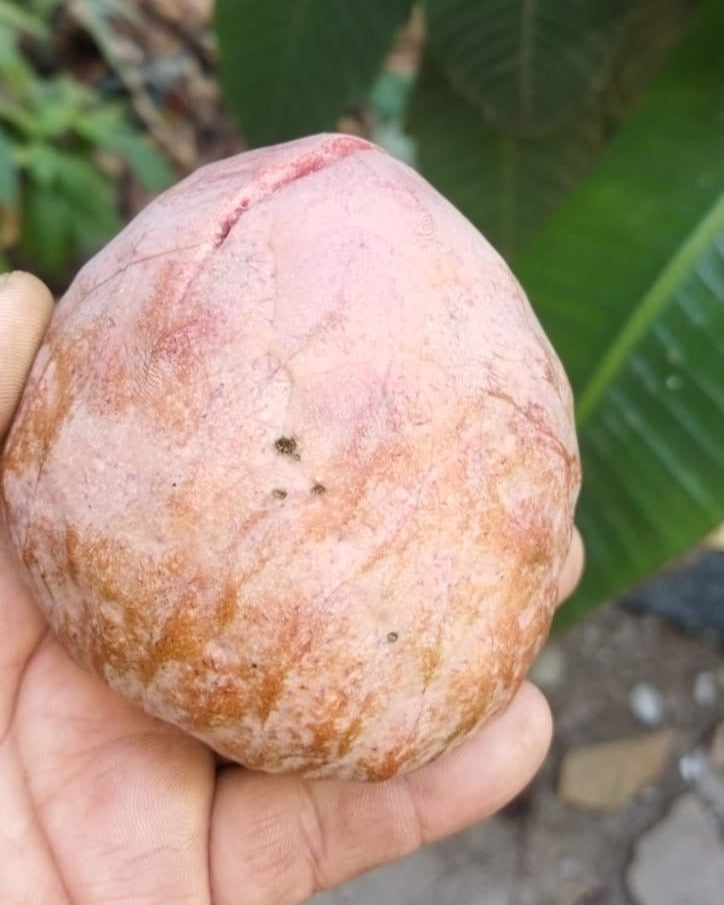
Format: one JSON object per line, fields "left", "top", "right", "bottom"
{"left": 529, "top": 642, "right": 566, "bottom": 689}
{"left": 627, "top": 794, "right": 724, "bottom": 905}
{"left": 629, "top": 682, "right": 665, "bottom": 727}
{"left": 693, "top": 671, "right": 718, "bottom": 707}
{"left": 679, "top": 748, "right": 707, "bottom": 784}
{"left": 558, "top": 730, "right": 674, "bottom": 811}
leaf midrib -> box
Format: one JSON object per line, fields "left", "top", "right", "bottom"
{"left": 575, "top": 189, "right": 724, "bottom": 427}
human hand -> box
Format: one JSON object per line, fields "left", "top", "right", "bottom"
{"left": 0, "top": 271, "right": 584, "bottom": 905}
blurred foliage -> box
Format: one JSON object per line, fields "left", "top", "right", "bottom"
{"left": 215, "top": 0, "right": 724, "bottom": 623}
{"left": 0, "top": 0, "right": 173, "bottom": 279}
{"left": 514, "top": 1, "right": 724, "bottom": 625}
{"left": 215, "top": 0, "right": 414, "bottom": 148}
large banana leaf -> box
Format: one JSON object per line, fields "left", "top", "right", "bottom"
{"left": 215, "top": 0, "right": 413, "bottom": 147}
{"left": 513, "top": 0, "right": 724, "bottom": 623}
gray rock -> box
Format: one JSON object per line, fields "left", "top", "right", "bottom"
{"left": 627, "top": 794, "right": 724, "bottom": 905}
{"left": 629, "top": 682, "right": 665, "bottom": 727}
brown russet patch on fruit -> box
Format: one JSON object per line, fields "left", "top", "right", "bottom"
{"left": 359, "top": 743, "right": 409, "bottom": 781}
{"left": 2, "top": 326, "right": 83, "bottom": 479}
{"left": 138, "top": 596, "right": 205, "bottom": 687}
{"left": 249, "top": 598, "right": 323, "bottom": 724}
{"left": 177, "top": 670, "right": 251, "bottom": 732}
{"left": 420, "top": 644, "right": 442, "bottom": 687}
{"left": 256, "top": 665, "right": 287, "bottom": 724}
{"left": 289, "top": 711, "right": 367, "bottom": 768}
{"left": 335, "top": 714, "right": 364, "bottom": 759}
{"left": 215, "top": 581, "right": 238, "bottom": 628}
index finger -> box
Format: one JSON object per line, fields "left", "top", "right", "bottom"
{"left": 0, "top": 271, "right": 54, "bottom": 440}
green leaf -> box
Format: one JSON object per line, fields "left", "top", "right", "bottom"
{"left": 424, "top": 0, "right": 629, "bottom": 134}
{"left": 21, "top": 184, "right": 76, "bottom": 274}
{"left": 515, "top": 0, "right": 724, "bottom": 399}
{"left": 0, "top": 125, "right": 18, "bottom": 204}
{"left": 25, "top": 77, "right": 102, "bottom": 139}
{"left": 53, "top": 152, "right": 121, "bottom": 246}
{"left": 74, "top": 109, "right": 174, "bottom": 191}
{"left": 22, "top": 142, "right": 63, "bottom": 186}
{"left": 602, "top": 0, "right": 700, "bottom": 122}
{"left": 106, "top": 130, "right": 174, "bottom": 192}
{"left": 0, "top": 1, "right": 49, "bottom": 39}
{"left": 561, "top": 200, "right": 724, "bottom": 626}
{"left": 511, "top": 0, "right": 724, "bottom": 623}
{"left": 215, "top": 0, "right": 413, "bottom": 146}
{"left": 21, "top": 148, "right": 121, "bottom": 272}
{"left": 409, "top": 55, "right": 604, "bottom": 258}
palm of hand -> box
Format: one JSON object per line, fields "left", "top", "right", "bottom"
{"left": 0, "top": 271, "right": 580, "bottom": 905}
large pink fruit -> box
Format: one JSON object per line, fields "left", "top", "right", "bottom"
{"left": 1, "top": 134, "right": 580, "bottom": 780}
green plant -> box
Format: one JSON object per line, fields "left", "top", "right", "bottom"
{"left": 0, "top": 0, "right": 173, "bottom": 278}
{"left": 214, "top": 0, "right": 724, "bottom": 623}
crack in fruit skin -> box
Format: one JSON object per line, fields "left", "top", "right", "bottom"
{"left": 0, "top": 134, "right": 581, "bottom": 781}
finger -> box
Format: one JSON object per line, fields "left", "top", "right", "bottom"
{"left": 557, "top": 526, "right": 584, "bottom": 603}
{"left": 0, "top": 271, "right": 54, "bottom": 439}
{"left": 209, "top": 681, "right": 552, "bottom": 905}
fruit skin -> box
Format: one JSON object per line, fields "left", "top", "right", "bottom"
{"left": 0, "top": 133, "right": 580, "bottom": 780}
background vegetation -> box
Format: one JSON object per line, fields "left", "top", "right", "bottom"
{"left": 0, "top": 0, "right": 172, "bottom": 276}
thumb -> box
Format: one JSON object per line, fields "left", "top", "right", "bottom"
{"left": 0, "top": 271, "right": 54, "bottom": 438}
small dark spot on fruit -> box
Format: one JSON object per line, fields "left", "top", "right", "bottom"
{"left": 387, "top": 631, "right": 399, "bottom": 643}
{"left": 311, "top": 482, "right": 326, "bottom": 495}
{"left": 275, "top": 436, "right": 297, "bottom": 456}
{"left": 251, "top": 662, "right": 258, "bottom": 669}
{"left": 272, "top": 488, "right": 288, "bottom": 500}
{"left": 171, "top": 482, "right": 177, "bottom": 487}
